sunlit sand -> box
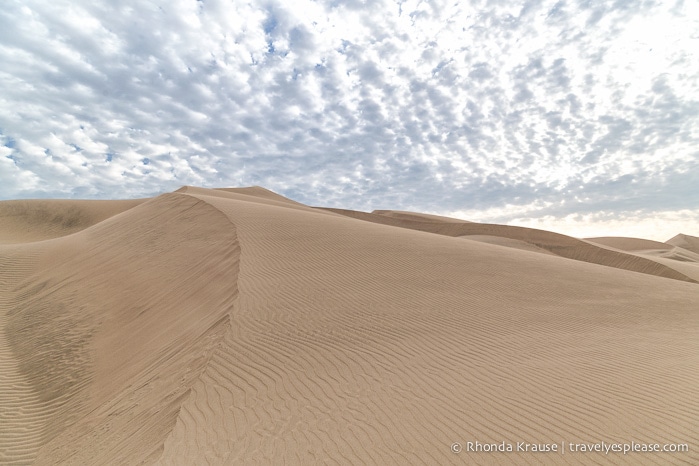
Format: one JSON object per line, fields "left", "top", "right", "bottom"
{"left": 1, "top": 186, "right": 697, "bottom": 464}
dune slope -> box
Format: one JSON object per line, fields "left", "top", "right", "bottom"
{"left": 322, "top": 207, "right": 697, "bottom": 284}
{"left": 0, "top": 199, "right": 144, "bottom": 244}
{"left": 372, "top": 209, "right": 472, "bottom": 223}
{"left": 585, "top": 236, "right": 674, "bottom": 251}
{"left": 1, "top": 187, "right": 698, "bottom": 465}
{"left": 667, "top": 234, "right": 699, "bottom": 255}
{"left": 1, "top": 193, "right": 240, "bottom": 464}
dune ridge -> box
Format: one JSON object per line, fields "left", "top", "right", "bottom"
{"left": 1, "top": 187, "right": 698, "bottom": 465}
{"left": 372, "top": 209, "right": 472, "bottom": 223}
{"left": 585, "top": 236, "right": 674, "bottom": 251}
{"left": 321, "top": 207, "right": 697, "bottom": 284}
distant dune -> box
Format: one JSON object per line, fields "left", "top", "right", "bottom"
{"left": 323, "top": 207, "right": 697, "bottom": 284}
{"left": 1, "top": 187, "right": 697, "bottom": 465}
{"left": 372, "top": 209, "right": 472, "bottom": 223}
{"left": 0, "top": 198, "right": 145, "bottom": 244}
{"left": 667, "top": 233, "right": 699, "bottom": 255}
{"left": 585, "top": 236, "right": 674, "bottom": 251}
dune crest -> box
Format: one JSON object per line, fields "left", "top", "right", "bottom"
{"left": 372, "top": 209, "right": 472, "bottom": 223}
{"left": 585, "top": 236, "right": 674, "bottom": 251}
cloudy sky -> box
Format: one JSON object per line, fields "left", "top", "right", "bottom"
{"left": 1, "top": 0, "right": 697, "bottom": 240}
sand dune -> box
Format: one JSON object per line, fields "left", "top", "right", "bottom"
{"left": 585, "top": 236, "right": 674, "bottom": 252}
{"left": 457, "top": 234, "right": 559, "bottom": 255}
{"left": 667, "top": 234, "right": 699, "bottom": 255}
{"left": 0, "top": 199, "right": 144, "bottom": 244}
{"left": 372, "top": 209, "right": 472, "bottom": 223}
{"left": 323, "top": 207, "right": 697, "bottom": 284}
{"left": 1, "top": 187, "right": 698, "bottom": 465}
{"left": 585, "top": 237, "right": 699, "bottom": 281}
{"left": 214, "top": 186, "right": 310, "bottom": 208}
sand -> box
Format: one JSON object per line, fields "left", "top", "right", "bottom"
{"left": 1, "top": 186, "right": 697, "bottom": 465}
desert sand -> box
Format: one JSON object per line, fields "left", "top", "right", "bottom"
{"left": 0, "top": 186, "right": 697, "bottom": 465}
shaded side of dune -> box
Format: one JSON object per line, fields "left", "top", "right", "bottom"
{"left": 320, "top": 208, "right": 697, "bottom": 284}
{"left": 2, "top": 193, "right": 240, "bottom": 464}
{"left": 0, "top": 244, "right": 46, "bottom": 463}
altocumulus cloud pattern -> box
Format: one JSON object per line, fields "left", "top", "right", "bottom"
{"left": 0, "top": 0, "right": 697, "bottom": 239}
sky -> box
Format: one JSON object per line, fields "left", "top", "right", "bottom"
{"left": 1, "top": 0, "right": 697, "bottom": 241}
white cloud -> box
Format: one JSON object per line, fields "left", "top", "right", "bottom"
{"left": 0, "top": 0, "right": 697, "bottom": 237}
{"left": 509, "top": 209, "right": 699, "bottom": 243}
